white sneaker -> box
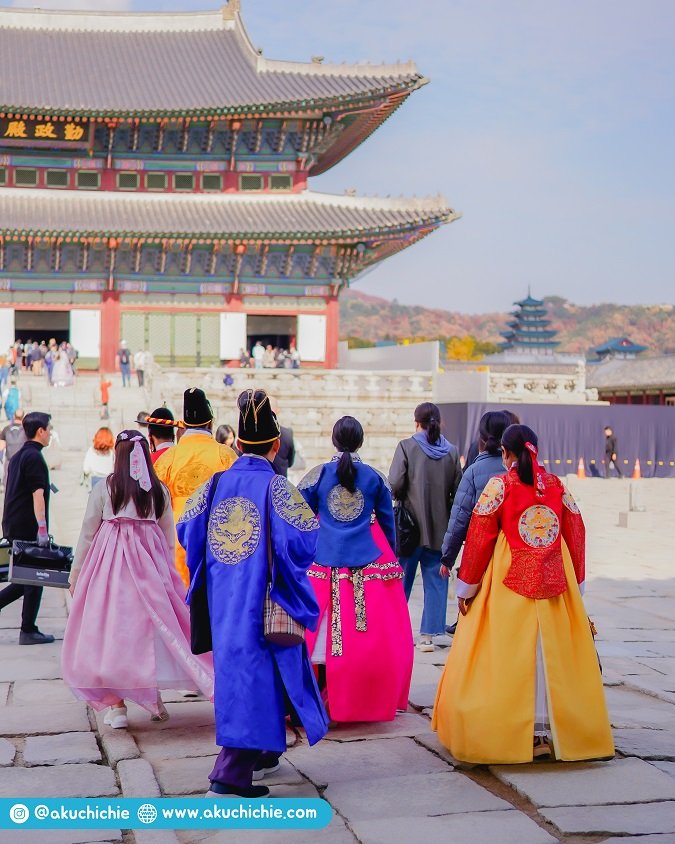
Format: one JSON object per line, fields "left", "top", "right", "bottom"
{"left": 417, "top": 639, "right": 435, "bottom": 653}
{"left": 104, "top": 706, "right": 128, "bottom": 729}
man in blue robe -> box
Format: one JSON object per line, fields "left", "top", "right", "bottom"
{"left": 177, "top": 388, "right": 328, "bottom": 797}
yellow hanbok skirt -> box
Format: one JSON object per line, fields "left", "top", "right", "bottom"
{"left": 432, "top": 533, "right": 614, "bottom": 764}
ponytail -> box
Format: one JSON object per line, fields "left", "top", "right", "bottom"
{"left": 331, "top": 415, "right": 364, "bottom": 494}
{"left": 414, "top": 402, "right": 442, "bottom": 445}
{"left": 336, "top": 451, "right": 357, "bottom": 494}
{"left": 478, "top": 410, "right": 510, "bottom": 456}
{"left": 501, "top": 424, "right": 539, "bottom": 487}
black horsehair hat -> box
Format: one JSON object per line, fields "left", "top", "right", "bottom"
{"left": 237, "top": 389, "right": 281, "bottom": 445}
{"left": 183, "top": 388, "right": 214, "bottom": 428}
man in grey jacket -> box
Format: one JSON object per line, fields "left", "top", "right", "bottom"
{"left": 389, "top": 402, "right": 461, "bottom": 652}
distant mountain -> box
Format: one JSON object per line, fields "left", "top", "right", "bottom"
{"left": 339, "top": 290, "right": 675, "bottom": 356}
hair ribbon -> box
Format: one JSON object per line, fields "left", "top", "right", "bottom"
{"left": 525, "top": 441, "right": 546, "bottom": 496}
{"left": 129, "top": 435, "right": 152, "bottom": 492}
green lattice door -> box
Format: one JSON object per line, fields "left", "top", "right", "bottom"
{"left": 121, "top": 312, "right": 220, "bottom": 366}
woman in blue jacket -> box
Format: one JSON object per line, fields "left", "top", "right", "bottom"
{"left": 299, "top": 416, "right": 413, "bottom": 722}
{"left": 440, "top": 411, "right": 511, "bottom": 632}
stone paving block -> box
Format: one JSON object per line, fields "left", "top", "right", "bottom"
{"left": 99, "top": 727, "right": 141, "bottom": 767}
{"left": 0, "top": 656, "right": 62, "bottom": 682}
{"left": 325, "top": 771, "right": 509, "bottom": 821}
{"left": 128, "top": 700, "right": 215, "bottom": 732}
{"left": 601, "top": 836, "right": 675, "bottom": 844}
{"left": 178, "top": 814, "right": 352, "bottom": 843}
{"left": 614, "top": 728, "right": 675, "bottom": 760}
{"left": 13, "top": 679, "right": 77, "bottom": 705}
{"left": 408, "top": 683, "right": 438, "bottom": 711}
{"left": 0, "top": 702, "right": 90, "bottom": 735}
{"left": 135, "top": 725, "right": 219, "bottom": 761}
{"left": 413, "top": 731, "right": 456, "bottom": 766}
{"left": 288, "top": 736, "right": 450, "bottom": 787}
{"left": 324, "top": 712, "right": 429, "bottom": 742}
{"left": 117, "top": 758, "right": 161, "bottom": 798}
{"left": 653, "top": 761, "right": 675, "bottom": 779}
{"left": 155, "top": 754, "right": 218, "bottom": 795}
{"left": 350, "top": 809, "right": 557, "bottom": 844}
{"left": 0, "top": 737, "right": 16, "bottom": 766}
{"left": 134, "top": 831, "right": 180, "bottom": 844}
{"left": 540, "top": 800, "right": 675, "bottom": 835}
{"left": 24, "top": 732, "right": 101, "bottom": 766}
{"left": 0, "top": 831, "right": 122, "bottom": 844}
{"left": 0, "top": 682, "right": 10, "bottom": 704}
{"left": 491, "top": 757, "right": 675, "bottom": 807}
{"left": 605, "top": 686, "right": 675, "bottom": 729}
{"left": 0, "top": 763, "right": 118, "bottom": 797}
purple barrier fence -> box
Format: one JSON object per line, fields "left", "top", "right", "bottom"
{"left": 438, "top": 402, "right": 675, "bottom": 478}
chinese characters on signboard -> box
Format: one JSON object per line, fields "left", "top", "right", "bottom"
{"left": 0, "top": 117, "right": 89, "bottom": 146}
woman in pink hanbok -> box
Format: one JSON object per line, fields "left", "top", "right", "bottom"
{"left": 299, "top": 417, "right": 413, "bottom": 722}
{"left": 62, "top": 430, "right": 213, "bottom": 728}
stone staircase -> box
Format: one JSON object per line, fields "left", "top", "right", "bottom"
{"left": 12, "top": 367, "right": 434, "bottom": 475}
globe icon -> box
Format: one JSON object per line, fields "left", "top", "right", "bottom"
{"left": 137, "top": 804, "right": 158, "bottom": 825}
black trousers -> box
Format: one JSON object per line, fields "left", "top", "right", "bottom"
{"left": 0, "top": 583, "right": 43, "bottom": 632}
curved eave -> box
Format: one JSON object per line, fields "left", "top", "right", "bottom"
{"left": 310, "top": 80, "right": 427, "bottom": 176}
{"left": 0, "top": 214, "right": 458, "bottom": 245}
{"left": 1, "top": 82, "right": 421, "bottom": 122}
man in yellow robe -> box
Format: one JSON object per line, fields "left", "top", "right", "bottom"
{"left": 155, "top": 388, "right": 237, "bottom": 589}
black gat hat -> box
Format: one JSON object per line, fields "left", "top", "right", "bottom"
{"left": 237, "top": 389, "right": 280, "bottom": 445}
{"left": 183, "top": 388, "right": 214, "bottom": 428}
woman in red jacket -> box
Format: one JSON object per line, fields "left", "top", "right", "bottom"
{"left": 433, "top": 424, "right": 613, "bottom": 764}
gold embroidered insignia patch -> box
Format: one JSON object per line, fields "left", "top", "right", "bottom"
{"left": 473, "top": 476, "right": 505, "bottom": 515}
{"left": 518, "top": 505, "right": 560, "bottom": 548}
{"left": 207, "top": 497, "right": 261, "bottom": 565}
{"left": 270, "top": 475, "right": 318, "bottom": 532}
{"left": 173, "top": 461, "right": 216, "bottom": 498}
{"left": 297, "top": 464, "right": 324, "bottom": 491}
{"left": 327, "top": 484, "right": 365, "bottom": 522}
{"left": 562, "top": 490, "right": 581, "bottom": 514}
{"left": 178, "top": 477, "right": 212, "bottom": 524}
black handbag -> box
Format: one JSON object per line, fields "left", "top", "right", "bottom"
{"left": 9, "top": 539, "right": 73, "bottom": 589}
{"left": 0, "top": 538, "right": 10, "bottom": 583}
{"left": 189, "top": 472, "right": 223, "bottom": 655}
{"left": 394, "top": 501, "right": 419, "bottom": 558}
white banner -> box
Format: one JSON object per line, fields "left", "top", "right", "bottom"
{"left": 0, "top": 308, "right": 14, "bottom": 354}
{"left": 297, "top": 314, "right": 326, "bottom": 362}
{"left": 70, "top": 309, "right": 101, "bottom": 358}
{"left": 219, "top": 312, "right": 247, "bottom": 360}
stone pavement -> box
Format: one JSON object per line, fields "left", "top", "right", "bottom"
{"left": 1, "top": 418, "right": 675, "bottom": 841}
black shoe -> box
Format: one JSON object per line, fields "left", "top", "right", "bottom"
{"left": 207, "top": 782, "right": 270, "bottom": 798}
{"left": 19, "top": 630, "right": 55, "bottom": 645}
{"left": 445, "top": 622, "right": 457, "bottom": 635}
{"left": 253, "top": 754, "right": 281, "bottom": 781}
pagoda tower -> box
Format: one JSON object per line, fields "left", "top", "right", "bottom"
{"left": 500, "top": 291, "right": 559, "bottom": 354}
{"left": 0, "top": 2, "right": 458, "bottom": 369}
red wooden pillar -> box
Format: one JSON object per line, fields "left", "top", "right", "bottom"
{"left": 325, "top": 297, "right": 339, "bottom": 369}
{"left": 100, "top": 292, "right": 121, "bottom": 373}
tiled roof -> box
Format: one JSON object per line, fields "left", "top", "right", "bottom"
{"left": 592, "top": 337, "right": 648, "bottom": 354}
{"left": 587, "top": 356, "right": 675, "bottom": 390}
{"left": 0, "top": 7, "right": 423, "bottom": 116}
{"left": 0, "top": 188, "right": 456, "bottom": 239}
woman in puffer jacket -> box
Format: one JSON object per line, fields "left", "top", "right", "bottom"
{"left": 440, "top": 411, "right": 511, "bottom": 632}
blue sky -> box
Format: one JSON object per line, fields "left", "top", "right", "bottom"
{"left": 11, "top": 0, "right": 675, "bottom": 313}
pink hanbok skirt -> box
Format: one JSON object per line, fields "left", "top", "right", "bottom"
{"left": 62, "top": 518, "right": 214, "bottom": 715}
{"left": 305, "top": 522, "right": 414, "bottom": 722}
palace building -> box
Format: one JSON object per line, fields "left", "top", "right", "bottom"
{"left": 0, "top": 3, "right": 456, "bottom": 370}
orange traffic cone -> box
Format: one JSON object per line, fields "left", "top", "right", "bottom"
{"left": 577, "top": 458, "right": 586, "bottom": 479}
{"left": 632, "top": 459, "right": 641, "bottom": 480}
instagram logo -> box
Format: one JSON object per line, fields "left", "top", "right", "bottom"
{"left": 9, "top": 804, "right": 30, "bottom": 824}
